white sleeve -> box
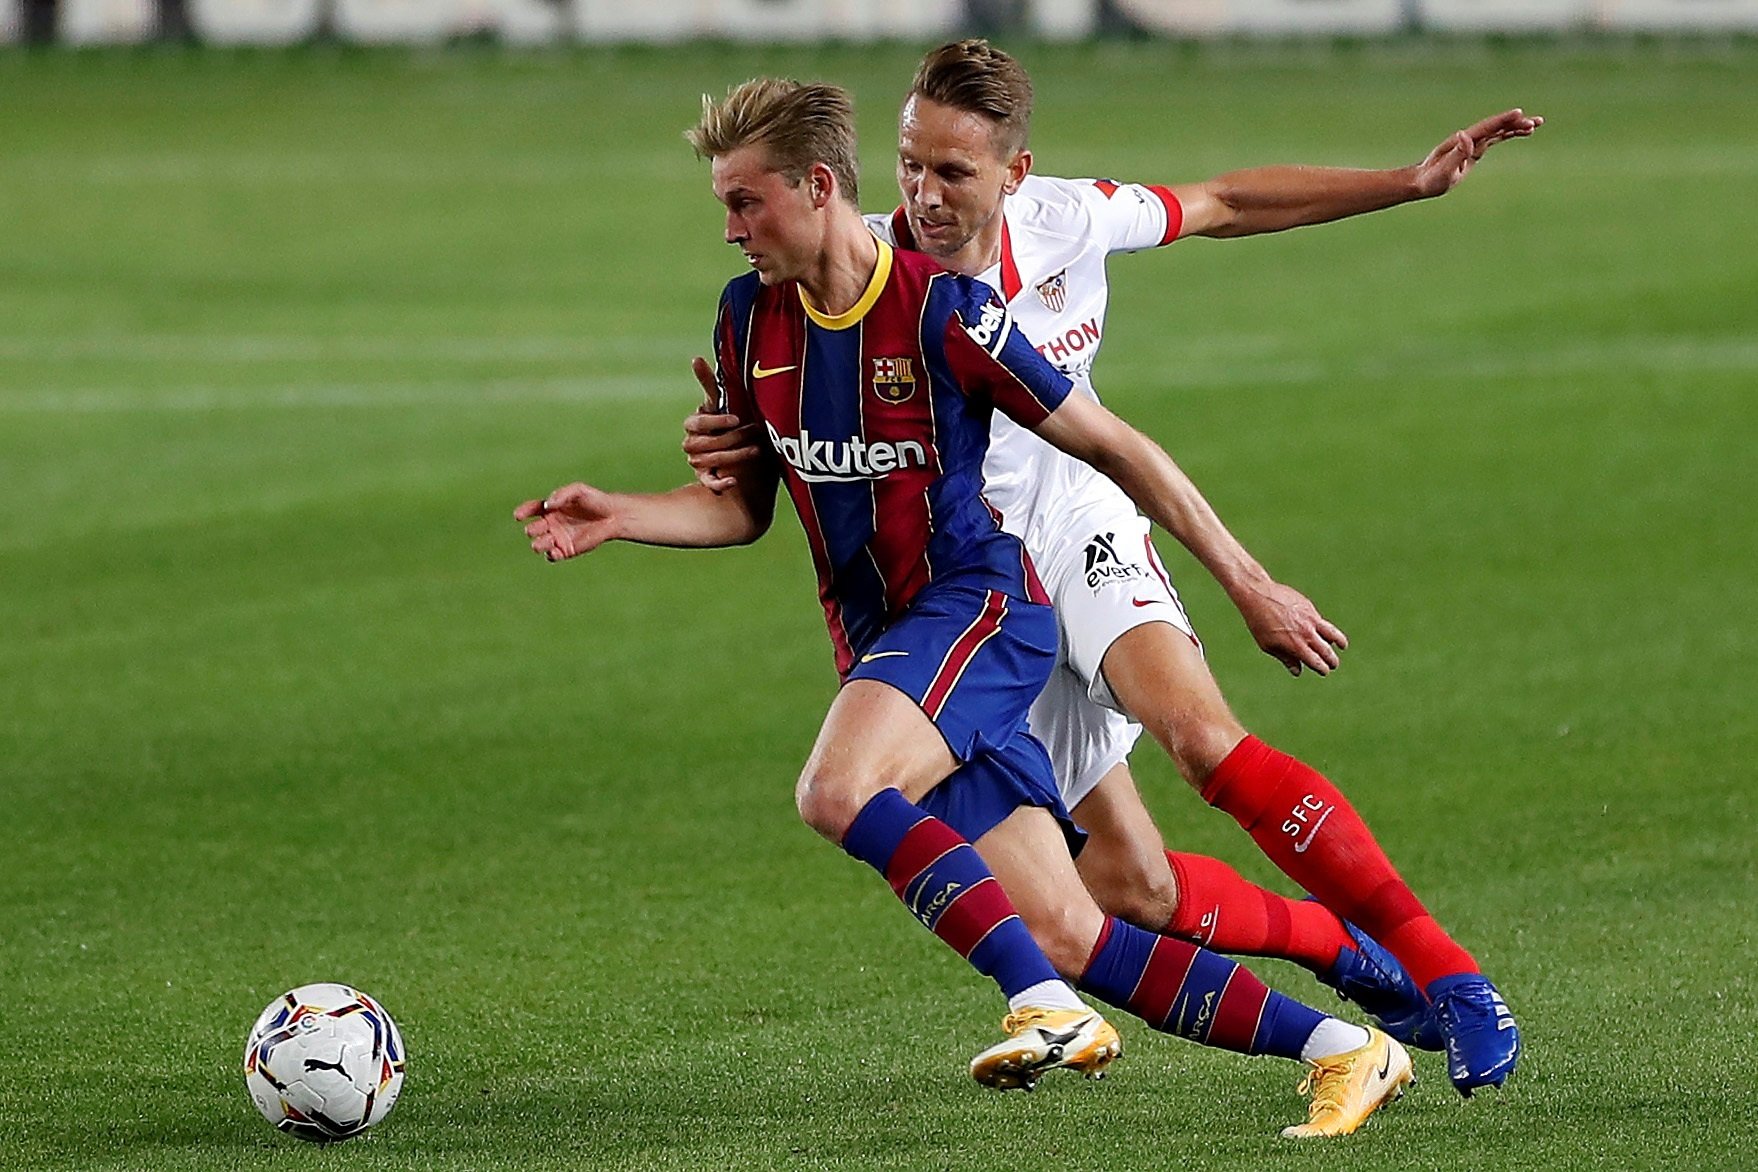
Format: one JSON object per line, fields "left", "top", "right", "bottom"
{"left": 1072, "top": 178, "right": 1185, "bottom": 254}
{"left": 865, "top": 208, "right": 904, "bottom": 247}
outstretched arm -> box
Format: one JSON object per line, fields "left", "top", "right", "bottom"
{"left": 516, "top": 478, "right": 775, "bottom": 560}
{"left": 1172, "top": 109, "right": 1542, "bottom": 239}
{"left": 1032, "top": 393, "right": 1347, "bottom": 676}
{"left": 515, "top": 358, "right": 778, "bottom": 560}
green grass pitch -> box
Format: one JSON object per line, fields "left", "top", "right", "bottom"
{"left": 2, "top": 38, "right": 1754, "bottom": 1171}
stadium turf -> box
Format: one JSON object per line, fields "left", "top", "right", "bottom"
{"left": 2, "top": 38, "right": 1754, "bottom": 1171}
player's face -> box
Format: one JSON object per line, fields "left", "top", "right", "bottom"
{"left": 896, "top": 95, "right": 1025, "bottom": 261}
{"left": 712, "top": 145, "right": 821, "bottom": 286}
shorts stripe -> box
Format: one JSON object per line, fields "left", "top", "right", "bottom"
{"left": 921, "top": 589, "right": 1009, "bottom": 720}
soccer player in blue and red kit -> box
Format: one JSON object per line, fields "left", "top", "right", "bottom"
{"left": 517, "top": 79, "right": 1410, "bottom": 1136}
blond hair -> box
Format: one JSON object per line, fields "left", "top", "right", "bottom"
{"left": 909, "top": 39, "right": 1033, "bottom": 157}
{"left": 686, "top": 78, "right": 860, "bottom": 204}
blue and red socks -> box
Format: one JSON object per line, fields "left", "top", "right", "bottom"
{"left": 841, "top": 788, "right": 1064, "bottom": 1001}
{"left": 1202, "top": 735, "right": 1478, "bottom": 990}
{"left": 1078, "top": 915, "right": 1341, "bottom": 1060}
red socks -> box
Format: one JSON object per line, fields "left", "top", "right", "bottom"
{"left": 1164, "top": 850, "right": 1353, "bottom": 975}
{"left": 1201, "top": 735, "right": 1477, "bottom": 991}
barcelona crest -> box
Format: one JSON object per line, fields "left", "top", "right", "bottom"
{"left": 1036, "top": 270, "right": 1068, "bottom": 314}
{"left": 872, "top": 355, "right": 917, "bottom": 403}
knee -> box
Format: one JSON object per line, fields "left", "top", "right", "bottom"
{"left": 794, "top": 767, "right": 871, "bottom": 843}
{"left": 1149, "top": 715, "right": 1247, "bottom": 791}
{"left": 1081, "top": 850, "right": 1180, "bottom": 932}
{"left": 1102, "top": 864, "right": 1182, "bottom": 935}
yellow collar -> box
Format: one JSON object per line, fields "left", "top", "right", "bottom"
{"left": 799, "top": 236, "right": 892, "bottom": 330}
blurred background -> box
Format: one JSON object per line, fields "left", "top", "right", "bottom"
{"left": 7, "top": 0, "right": 1758, "bottom": 44}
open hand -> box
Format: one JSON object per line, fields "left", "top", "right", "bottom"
{"left": 1412, "top": 108, "right": 1544, "bottom": 198}
{"left": 514, "top": 483, "right": 620, "bottom": 562}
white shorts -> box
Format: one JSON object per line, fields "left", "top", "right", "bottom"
{"left": 1026, "top": 510, "right": 1200, "bottom": 811}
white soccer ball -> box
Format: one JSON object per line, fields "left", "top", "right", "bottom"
{"left": 243, "top": 982, "right": 406, "bottom": 1143}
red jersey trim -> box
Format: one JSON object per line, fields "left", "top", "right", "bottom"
{"left": 998, "top": 218, "right": 1023, "bottom": 301}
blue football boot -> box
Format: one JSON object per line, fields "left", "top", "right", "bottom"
{"left": 1323, "top": 919, "right": 1443, "bottom": 1051}
{"left": 1428, "top": 973, "right": 1521, "bottom": 1095}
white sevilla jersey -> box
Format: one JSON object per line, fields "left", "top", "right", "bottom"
{"left": 868, "top": 173, "right": 1182, "bottom": 555}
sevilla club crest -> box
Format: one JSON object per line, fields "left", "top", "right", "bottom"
{"left": 1036, "top": 270, "right": 1067, "bottom": 314}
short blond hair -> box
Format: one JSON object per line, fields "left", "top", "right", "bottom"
{"left": 910, "top": 39, "right": 1033, "bottom": 158}
{"left": 686, "top": 78, "right": 860, "bottom": 204}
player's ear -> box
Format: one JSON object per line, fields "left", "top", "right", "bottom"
{"left": 1002, "top": 148, "right": 1032, "bottom": 196}
{"left": 808, "top": 162, "right": 837, "bottom": 209}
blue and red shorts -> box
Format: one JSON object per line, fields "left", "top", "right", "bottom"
{"left": 845, "top": 583, "right": 1081, "bottom": 850}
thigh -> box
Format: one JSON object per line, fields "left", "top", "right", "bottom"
{"left": 1098, "top": 621, "right": 1245, "bottom": 782}
{"left": 803, "top": 678, "right": 959, "bottom": 806}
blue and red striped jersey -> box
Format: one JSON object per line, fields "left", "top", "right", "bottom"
{"left": 712, "top": 239, "right": 1073, "bottom": 675}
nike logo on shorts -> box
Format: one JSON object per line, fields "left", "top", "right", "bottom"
{"left": 859, "top": 650, "right": 909, "bottom": 664}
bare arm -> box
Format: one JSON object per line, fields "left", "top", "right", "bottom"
{"left": 1032, "top": 393, "right": 1346, "bottom": 675}
{"left": 515, "top": 357, "right": 778, "bottom": 560}
{"left": 1172, "top": 108, "right": 1542, "bottom": 239}
{"left": 515, "top": 476, "right": 776, "bottom": 561}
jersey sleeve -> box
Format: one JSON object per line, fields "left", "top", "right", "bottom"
{"left": 711, "top": 280, "right": 759, "bottom": 424}
{"left": 939, "top": 276, "right": 1072, "bottom": 429}
{"left": 1076, "top": 178, "right": 1185, "bottom": 254}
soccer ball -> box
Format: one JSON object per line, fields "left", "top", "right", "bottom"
{"left": 243, "top": 982, "right": 406, "bottom": 1143}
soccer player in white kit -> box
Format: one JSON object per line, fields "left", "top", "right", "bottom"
{"left": 685, "top": 41, "right": 1539, "bottom": 1096}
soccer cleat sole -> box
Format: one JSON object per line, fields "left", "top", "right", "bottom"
{"left": 969, "top": 1018, "right": 1122, "bottom": 1091}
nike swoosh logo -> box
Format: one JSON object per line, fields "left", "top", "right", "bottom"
{"left": 751, "top": 362, "right": 797, "bottom": 380}
{"left": 1036, "top": 1026, "right": 1084, "bottom": 1049}
{"left": 1377, "top": 1051, "right": 1393, "bottom": 1081}
{"left": 859, "top": 650, "right": 909, "bottom": 663}
{"left": 1293, "top": 805, "right": 1334, "bottom": 854}
{"left": 1130, "top": 598, "right": 1156, "bottom": 608}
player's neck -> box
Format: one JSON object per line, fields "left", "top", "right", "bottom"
{"left": 798, "top": 213, "right": 881, "bottom": 317}
{"left": 940, "top": 212, "right": 1004, "bottom": 279}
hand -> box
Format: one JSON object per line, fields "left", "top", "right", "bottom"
{"left": 683, "top": 355, "right": 765, "bottom": 493}
{"left": 514, "top": 483, "right": 621, "bottom": 562}
{"left": 1232, "top": 579, "right": 1349, "bottom": 677}
{"left": 1411, "top": 108, "right": 1544, "bottom": 198}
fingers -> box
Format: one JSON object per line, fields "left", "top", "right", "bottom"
{"left": 683, "top": 411, "right": 744, "bottom": 437}
{"left": 1467, "top": 108, "right": 1544, "bottom": 148}
{"left": 682, "top": 421, "right": 762, "bottom": 454}
{"left": 513, "top": 498, "right": 545, "bottom": 521}
{"left": 685, "top": 444, "right": 763, "bottom": 474}
{"left": 690, "top": 355, "right": 719, "bottom": 406}
{"left": 1316, "top": 616, "right": 1349, "bottom": 652}
{"left": 697, "top": 467, "right": 738, "bottom": 493}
